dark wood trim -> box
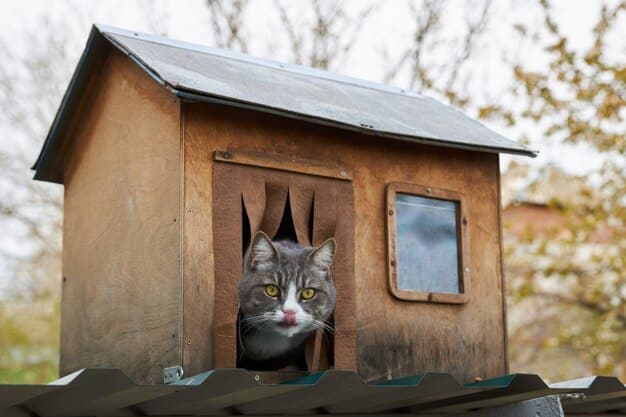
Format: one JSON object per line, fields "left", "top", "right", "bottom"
{"left": 496, "top": 157, "right": 510, "bottom": 373}
{"left": 385, "top": 182, "right": 470, "bottom": 304}
{"left": 214, "top": 149, "right": 352, "bottom": 181}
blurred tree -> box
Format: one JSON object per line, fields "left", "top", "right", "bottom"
{"left": 205, "top": 0, "right": 379, "bottom": 70}
{"left": 382, "top": 0, "right": 491, "bottom": 109}
{"left": 0, "top": 15, "right": 77, "bottom": 383}
{"left": 496, "top": 0, "right": 626, "bottom": 380}
{"left": 204, "top": 0, "right": 493, "bottom": 107}
{"left": 0, "top": 5, "right": 167, "bottom": 384}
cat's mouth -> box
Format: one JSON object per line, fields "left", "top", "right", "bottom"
{"left": 278, "top": 320, "right": 299, "bottom": 328}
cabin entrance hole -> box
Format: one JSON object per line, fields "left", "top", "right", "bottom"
{"left": 237, "top": 184, "right": 334, "bottom": 373}
{"left": 212, "top": 160, "right": 356, "bottom": 379}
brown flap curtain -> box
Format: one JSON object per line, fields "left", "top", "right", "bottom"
{"left": 213, "top": 162, "right": 355, "bottom": 371}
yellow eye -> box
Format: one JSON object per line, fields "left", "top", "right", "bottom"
{"left": 301, "top": 288, "right": 316, "bottom": 300}
{"left": 265, "top": 284, "right": 280, "bottom": 297}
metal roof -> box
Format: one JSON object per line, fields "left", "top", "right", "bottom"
{"left": 33, "top": 24, "right": 536, "bottom": 184}
{"left": 1, "top": 369, "right": 625, "bottom": 416}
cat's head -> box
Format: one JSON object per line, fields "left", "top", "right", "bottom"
{"left": 239, "top": 231, "right": 337, "bottom": 338}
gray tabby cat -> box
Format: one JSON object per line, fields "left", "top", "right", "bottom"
{"left": 238, "top": 231, "right": 336, "bottom": 365}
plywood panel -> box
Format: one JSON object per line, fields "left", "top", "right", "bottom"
{"left": 184, "top": 102, "right": 505, "bottom": 383}
{"left": 62, "top": 50, "right": 181, "bottom": 384}
{"left": 180, "top": 102, "right": 214, "bottom": 377}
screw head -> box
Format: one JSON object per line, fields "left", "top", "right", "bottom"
{"left": 254, "top": 374, "right": 261, "bottom": 382}
{"left": 186, "top": 338, "right": 192, "bottom": 345}
{"left": 340, "top": 171, "right": 347, "bottom": 177}
{"left": 388, "top": 209, "right": 394, "bottom": 215}
{"left": 464, "top": 267, "right": 470, "bottom": 273}
{"left": 427, "top": 187, "right": 432, "bottom": 193}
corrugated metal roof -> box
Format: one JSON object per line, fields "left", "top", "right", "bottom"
{"left": 1, "top": 369, "right": 625, "bottom": 416}
{"left": 33, "top": 24, "right": 536, "bottom": 184}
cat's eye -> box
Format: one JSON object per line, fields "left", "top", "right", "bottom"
{"left": 264, "top": 284, "right": 280, "bottom": 297}
{"left": 300, "top": 288, "right": 316, "bottom": 300}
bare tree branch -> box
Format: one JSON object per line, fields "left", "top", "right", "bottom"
{"left": 206, "top": 0, "right": 250, "bottom": 52}
{"left": 443, "top": 0, "right": 491, "bottom": 99}
{"left": 274, "top": 0, "right": 305, "bottom": 64}
{"left": 384, "top": 0, "right": 441, "bottom": 90}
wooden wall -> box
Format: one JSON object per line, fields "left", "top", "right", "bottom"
{"left": 184, "top": 103, "right": 507, "bottom": 383}
{"left": 59, "top": 47, "right": 506, "bottom": 384}
{"left": 61, "top": 51, "right": 182, "bottom": 384}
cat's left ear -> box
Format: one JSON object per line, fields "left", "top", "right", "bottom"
{"left": 309, "top": 238, "right": 336, "bottom": 273}
{"left": 248, "top": 231, "right": 279, "bottom": 271}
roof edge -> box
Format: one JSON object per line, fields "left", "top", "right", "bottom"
{"left": 33, "top": 25, "right": 109, "bottom": 183}
{"left": 173, "top": 88, "right": 537, "bottom": 158}
{"left": 33, "top": 24, "right": 537, "bottom": 184}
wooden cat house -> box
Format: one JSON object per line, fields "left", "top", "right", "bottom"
{"left": 33, "top": 25, "right": 536, "bottom": 385}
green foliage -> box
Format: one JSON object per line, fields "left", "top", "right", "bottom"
{"left": 0, "top": 298, "right": 60, "bottom": 384}
{"left": 504, "top": 0, "right": 625, "bottom": 380}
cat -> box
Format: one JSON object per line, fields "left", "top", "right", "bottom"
{"left": 238, "top": 231, "right": 336, "bottom": 369}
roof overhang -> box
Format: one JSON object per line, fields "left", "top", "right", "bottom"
{"left": 33, "top": 24, "right": 537, "bottom": 184}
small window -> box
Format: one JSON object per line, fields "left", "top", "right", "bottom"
{"left": 386, "top": 183, "right": 469, "bottom": 303}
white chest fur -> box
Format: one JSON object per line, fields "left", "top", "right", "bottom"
{"left": 243, "top": 327, "right": 308, "bottom": 360}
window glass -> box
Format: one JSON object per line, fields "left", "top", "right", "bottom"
{"left": 395, "top": 193, "right": 460, "bottom": 294}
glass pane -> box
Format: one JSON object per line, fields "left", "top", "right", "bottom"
{"left": 395, "top": 193, "right": 460, "bottom": 294}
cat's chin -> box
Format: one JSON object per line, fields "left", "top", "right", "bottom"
{"left": 271, "top": 322, "right": 313, "bottom": 338}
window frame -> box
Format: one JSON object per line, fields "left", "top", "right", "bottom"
{"left": 385, "top": 182, "right": 470, "bottom": 304}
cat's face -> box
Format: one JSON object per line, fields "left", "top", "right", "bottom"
{"left": 239, "top": 231, "right": 337, "bottom": 338}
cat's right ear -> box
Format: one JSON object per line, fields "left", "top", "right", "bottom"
{"left": 247, "top": 231, "right": 279, "bottom": 271}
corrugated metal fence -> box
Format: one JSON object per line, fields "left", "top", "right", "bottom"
{"left": 1, "top": 369, "right": 625, "bottom": 416}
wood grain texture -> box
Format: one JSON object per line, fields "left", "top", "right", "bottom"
{"left": 259, "top": 182, "right": 289, "bottom": 239}
{"left": 212, "top": 163, "right": 243, "bottom": 368}
{"left": 214, "top": 149, "right": 352, "bottom": 180}
{"left": 181, "top": 102, "right": 214, "bottom": 377}
{"left": 61, "top": 50, "right": 181, "bottom": 384}
{"left": 185, "top": 102, "right": 505, "bottom": 383}
{"left": 496, "top": 156, "right": 510, "bottom": 374}
{"left": 289, "top": 184, "right": 314, "bottom": 246}
{"left": 57, "top": 42, "right": 505, "bottom": 384}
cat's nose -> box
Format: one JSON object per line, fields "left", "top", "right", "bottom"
{"left": 282, "top": 309, "right": 297, "bottom": 325}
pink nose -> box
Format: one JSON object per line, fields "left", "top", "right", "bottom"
{"left": 282, "top": 309, "right": 297, "bottom": 325}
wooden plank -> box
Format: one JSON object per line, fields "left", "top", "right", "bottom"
{"left": 211, "top": 163, "right": 243, "bottom": 368}
{"left": 312, "top": 187, "right": 337, "bottom": 246}
{"left": 496, "top": 156, "right": 510, "bottom": 374}
{"left": 214, "top": 149, "right": 352, "bottom": 180}
{"left": 62, "top": 50, "right": 181, "bottom": 384}
{"left": 259, "top": 182, "right": 289, "bottom": 239}
{"left": 185, "top": 102, "right": 505, "bottom": 384}
{"left": 289, "top": 184, "right": 314, "bottom": 246}
{"left": 242, "top": 176, "right": 266, "bottom": 235}
{"left": 181, "top": 102, "right": 214, "bottom": 377}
